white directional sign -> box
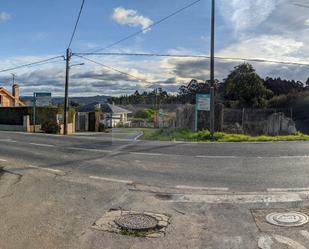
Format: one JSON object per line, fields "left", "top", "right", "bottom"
{"left": 196, "top": 94, "right": 210, "bottom": 111}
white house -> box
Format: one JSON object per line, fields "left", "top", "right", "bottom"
{"left": 76, "top": 102, "right": 132, "bottom": 130}
{"left": 100, "top": 103, "right": 132, "bottom": 128}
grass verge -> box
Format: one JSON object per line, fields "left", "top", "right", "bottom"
{"left": 138, "top": 128, "right": 309, "bottom": 142}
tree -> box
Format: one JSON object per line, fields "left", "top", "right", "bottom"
{"left": 224, "top": 63, "right": 272, "bottom": 108}
{"left": 177, "top": 79, "right": 213, "bottom": 104}
{"left": 264, "top": 77, "right": 304, "bottom": 95}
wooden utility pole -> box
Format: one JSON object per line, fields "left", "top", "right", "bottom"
{"left": 64, "top": 48, "right": 71, "bottom": 135}
{"left": 210, "top": 0, "right": 215, "bottom": 135}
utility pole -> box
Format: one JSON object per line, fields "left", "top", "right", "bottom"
{"left": 64, "top": 48, "right": 72, "bottom": 135}
{"left": 11, "top": 73, "right": 16, "bottom": 84}
{"left": 209, "top": 0, "right": 215, "bottom": 135}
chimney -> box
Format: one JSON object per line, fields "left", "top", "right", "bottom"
{"left": 12, "top": 84, "right": 20, "bottom": 107}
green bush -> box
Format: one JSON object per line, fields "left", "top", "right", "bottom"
{"left": 98, "top": 123, "right": 105, "bottom": 132}
{"left": 41, "top": 120, "right": 61, "bottom": 134}
{"left": 134, "top": 108, "right": 158, "bottom": 121}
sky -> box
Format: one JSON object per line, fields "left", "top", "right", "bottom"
{"left": 1, "top": 0, "right": 309, "bottom": 96}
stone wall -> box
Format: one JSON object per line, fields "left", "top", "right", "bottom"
{"left": 222, "top": 108, "right": 296, "bottom": 135}
{"left": 174, "top": 104, "right": 195, "bottom": 130}
{"left": 172, "top": 105, "right": 296, "bottom": 135}
{"left": 264, "top": 113, "right": 296, "bottom": 135}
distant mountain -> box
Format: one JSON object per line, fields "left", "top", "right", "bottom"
{"left": 21, "top": 95, "right": 110, "bottom": 106}
{"left": 52, "top": 95, "right": 110, "bottom": 105}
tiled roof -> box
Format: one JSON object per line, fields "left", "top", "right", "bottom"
{"left": 103, "top": 103, "right": 132, "bottom": 114}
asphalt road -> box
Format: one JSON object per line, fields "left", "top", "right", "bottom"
{"left": 3, "top": 130, "right": 309, "bottom": 248}
{"left": 1, "top": 130, "right": 309, "bottom": 192}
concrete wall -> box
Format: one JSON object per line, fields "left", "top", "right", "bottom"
{"left": 0, "top": 124, "right": 24, "bottom": 131}
{"left": 60, "top": 123, "right": 75, "bottom": 135}
{"left": 0, "top": 115, "right": 30, "bottom": 132}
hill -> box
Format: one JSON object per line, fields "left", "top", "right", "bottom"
{"left": 21, "top": 95, "right": 110, "bottom": 106}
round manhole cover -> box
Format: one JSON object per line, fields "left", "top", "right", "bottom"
{"left": 266, "top": 212, "right": 309, "bottom": 227}
{"left": 114, "top": 214, "right": 158, "bottom": 231}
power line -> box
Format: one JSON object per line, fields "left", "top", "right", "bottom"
{"left": 74, "top": 52, "right": 209, "bottom": 58}
{"left": 74, "top": 55, "right": 188, "bottom": 86}
{"left": 216, "top": 56, "right": 309, "bottom": 67}
{"left": 90, "top": 0, "right": 202, "bottom": 53}
{"left": 0, "top": 56, "right": 64, "bottom": 74}
{"left": 75, "top": 55, "right": 153, "bottom": 84}
{"left": 74, "top": 52, "right": 309, "bottom": 67}
{"left": 292, "top": 2, "right": 309, "bottom": 9}
{"left": 68, "top": 0, "right": 85, "bottom": 48}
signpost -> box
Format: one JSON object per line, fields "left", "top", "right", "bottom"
{"left": 195, "top": 94, "right": 210, "bottom": 131}
{"left": 33, "top": 92, "right": 52, "bottom": 132}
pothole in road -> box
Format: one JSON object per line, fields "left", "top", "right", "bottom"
{"left": 154, "top": 193, "right": 174, "bottom": 201}
{"left": 92, "top": 209, "right": 170, "bottom": 238}
{"left": 266, "top": 212, "right": 309, "bottom": 227}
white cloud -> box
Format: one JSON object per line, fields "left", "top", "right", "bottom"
{"left": 305, "top": 19, "right": 309, "bottom": 26}
{"left": 218, "top": 35, "right": 304, "bottom": 61}
{"left": 111, "top": 7, "right": 153, "bottom": 33}
{"left": 218, "top": 0, "right": 278, "bottom": 32}
{"left": 0, "top": 11, "right": 11, "bottom": 23}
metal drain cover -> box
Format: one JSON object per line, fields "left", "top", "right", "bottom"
{"left": 266, "top": 212, "right": 309, "bottom": 227}
{"left": 114, "top": 214, "right": 158, "bottom": 231}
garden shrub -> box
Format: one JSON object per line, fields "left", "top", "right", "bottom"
{"left": 41, "top": 120, "right": 61, "bottom": 134}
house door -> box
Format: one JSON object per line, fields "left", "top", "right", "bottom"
{"left": 79, "top": 115, "right": 86, "bottom": 131}
{"left": 88, "top": 112, "right": 96, "bottom": 131}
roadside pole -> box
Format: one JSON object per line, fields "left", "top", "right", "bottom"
{"left": 195, "top": 104, "right": 198, "bottom": 132}
{"left": 32, "top": 93, "right": 36, "bottom": 133}
{"left": 64, "top": 48, "right": 71, "bottom": 135}
{"left": 209, "top": 0, "right": 215, "bottom": 135}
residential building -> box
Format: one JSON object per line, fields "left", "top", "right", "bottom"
{"left": 101, "top": 103, "right": 132, "bottom": 128}
{"left": 0, "top": 84, "right": 25, "bottom": 107}
{"left": 76, "top": 102, "right": 132, "bottom": 130}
